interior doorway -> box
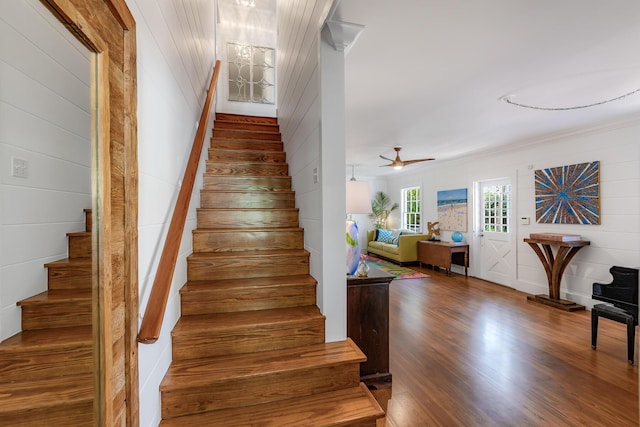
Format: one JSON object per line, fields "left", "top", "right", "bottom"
{"left": 474, "top": 178, "right": 515, "bottom": 286}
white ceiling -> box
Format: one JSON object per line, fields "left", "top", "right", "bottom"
{"left": 332, "top": 0, "right": 640, "bottom": 177}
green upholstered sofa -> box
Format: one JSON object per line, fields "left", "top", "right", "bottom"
{"left": 366, "top": 229, "right": 429, "bottom": 265}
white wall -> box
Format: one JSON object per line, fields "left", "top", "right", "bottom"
{"left": 127, "top": 0, "right": 217, "bottom": 425}
{"left": 385, "top": 119, "right": 640, "bottom": 307}
{"left": 0, "top": 1, "right": 91, "bottom": 341}
{"left": 276, "top": 0, "right": 340, "bottom": 340}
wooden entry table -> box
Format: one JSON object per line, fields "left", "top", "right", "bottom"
{"left": 417, "top": 240, "right": 469, "bottom": 276}
{"left": 524, "top": 237, "right": 590, "bottom": 311}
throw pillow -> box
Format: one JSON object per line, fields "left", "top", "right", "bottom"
{"left": 376, "top": 229, "right": 395, "bottom": 244}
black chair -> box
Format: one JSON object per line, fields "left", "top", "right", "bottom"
{"left": 591, "top": 266, "right": 639, "bottom": 364}
{"left": 591, "top": 303, "right": 636, "bottom": 364}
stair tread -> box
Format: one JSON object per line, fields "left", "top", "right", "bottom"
{"left": 160, "top": 383, "right": 383, "bottom": 426}
{"left": 214, "top": 119, "right": 279, "bottom": 126}
{"left": 200, "top": 189, "right": 295, "bottom": 194}
{"left": 67, "top": 231, "right": 91, "bottom": 237}
{"left": 17, "top": 289, "right": 92, "bottom": 305}
{"left": 160, "top": 338, "right": 364, "bottom": 390}
{"left": 215, "top": 113, "right": 277, "bottom": 123}
{"left": 197, "top": 207, "right": 298, "bottom": 212}
{"left": 213, "top": 128, "right": 281, "bottom": 135}
{"left": 208, "top": 148, "right": 284, "bottom": 154}
{"left": 204, "top": 173, "right": 289, "bottom": 178}
{"left": 206, "top": 160, "right": 286, "bottom": 165}
{"left": 173, "top": 305, "right": 323, "bottom": 334}
{"left": 188, "top": 249, "right": 308, "bottom": 259}
{"left": 182, "top": 275, "right": 316, "bottom": 291}
{"left": 44, "top": 257, "right": 92, "bottom": 268}
{"left": 193, "top": 226, "right": 302, "bottom": 233}
{"left": 0, "top": 373, "right": 93, "bottom": 411}
{"left": 0, "top": 325, "right": 92, "bottom": 351}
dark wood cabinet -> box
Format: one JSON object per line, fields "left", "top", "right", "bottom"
{"left": 417, "top": 240, "right": 469, "bottom": 276}
{"left": 347, "top": 267, "right": 393, "bottom": 388}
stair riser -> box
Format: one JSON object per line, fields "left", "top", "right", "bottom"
{"left": 172, "top": 318, "right": 325, "bottom": 360}
{"left": 68, "top": 234, "right": 92, "bottom": 258}
{"left": 212, "top": 129, "right": 281, "bottom": 141}
{"left": 203, "top": 176, "right": 291, "bottom": 192}
{"left": 196, "top": 209, "right": 299, "bottom": 229}
{"left": 210, "top": 139, "right": 283, "bottom": 152}
{"left": 21, "top": 302, "right": 92, "bottom": 330}
{"left": 1, "top": 401, "right": 93, "bottom": 426}
{"left": 215, "top": 113, "right": 278, "bottom": 125}
{"left": 0, "top": 346, "right": 92, "bottom": 382}
{"left": 187, "top": 255, "right": 309, "bottom": 281}
{"left": 214, "top": 121, "right": 279, "bottom": 133}
{"left": 200, "top": 192, "right": 295, "bottom": 209}
{"left": 208, "top": 149, "right": 285, "bottom": 164}
{"left": 161, "top": 364, "right": 361, "bottom": 419}
{"left": 193, "top": 230, "right": 303, "bottom": 253}
{"left": 206, "top": 162, "right": 289, "bottom": 177}
{"left": 180, "top": 285, "right": 316, "bottom": 315}
{"left": 47, "top": 266, "right": 91, "bottom": 290}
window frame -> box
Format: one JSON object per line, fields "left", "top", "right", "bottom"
{"left": 401, "top": 186, "right": 422, "bottom": 232}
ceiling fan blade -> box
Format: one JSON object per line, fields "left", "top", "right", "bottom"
{"left": 379, "top": 155, "right": 394, "bottom": 162}
{"left": 402, "top": 158, "right": 435, "bottom": 165}
{"left": 379, "top": 163, "right": 394, "bottom": 167}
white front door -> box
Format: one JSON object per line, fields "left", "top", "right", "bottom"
{"left": 476, "top": 179, "right": 514, "bottom": 286}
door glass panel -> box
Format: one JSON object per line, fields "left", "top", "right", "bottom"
{"left": 483, "top": 184, "right": 511, "bottom": 233}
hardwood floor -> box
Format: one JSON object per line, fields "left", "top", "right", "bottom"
{"left": 372, "top": 267, "right": 638, "bottom": 426}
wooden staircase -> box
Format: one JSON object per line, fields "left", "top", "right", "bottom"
{"left": 159, "top": 113, "right": 384, "bottom": 426}
{"left": 0, "top": 210, "right": 93, "bottom": 426}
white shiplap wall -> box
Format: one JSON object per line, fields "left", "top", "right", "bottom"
{"left": 128, "top": 0, "right": 217, "bottom": 424}
{"left": 384, "top": 119, "right": 640, "bottom": 307}
{"left": 0, "top": 1, "right": 91, "bottom": 341}
{"left": 277, "top": 0, "right": 350, "bottom": 340}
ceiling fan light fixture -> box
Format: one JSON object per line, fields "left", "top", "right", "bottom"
{"left": 379, "top": 146, "right": 434, "bottom": 169}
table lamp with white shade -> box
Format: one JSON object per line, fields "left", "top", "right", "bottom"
{"left": 346, "top": 167, "right": 372, "bottom": 275}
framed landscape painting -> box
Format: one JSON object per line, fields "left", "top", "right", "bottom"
{"left": 535, "top": 161, "right": 600, "bottom": 224}
{"left": 437, "top": 188, "right": 468, "bottom": 231}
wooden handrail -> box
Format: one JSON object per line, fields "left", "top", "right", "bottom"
{"left": 137, "top": 60, "right": 221, "bottom": 344}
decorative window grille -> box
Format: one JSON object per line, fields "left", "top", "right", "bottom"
{"left": 227, "top": 43, "right": 275, "bottom": 104}
{"left": 483, "top": 184, "right": 511, "bottom": 232}
{"left": 401, "top": 187, "right": 421, "bottom": 232}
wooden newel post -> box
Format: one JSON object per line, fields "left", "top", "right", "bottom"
{"left": 524, "top": 237, "right": 590, "bottom": 311}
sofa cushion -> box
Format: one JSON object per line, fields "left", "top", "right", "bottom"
{"left": 384, "top": 244, "right": 401, "bottom": 255}
{"left": 368, "top": 241, "right": 387, "bottom": 250}
{"left": 368, "top": 240, "right": 400, "bottom": 253}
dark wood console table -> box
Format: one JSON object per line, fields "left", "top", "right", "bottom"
{"left": 524, "top": 237, "right": 590, "bottom": 311}
{"left": 417, "top": 240, "right": 469, "bottom": 276}
{"left": 347, "top": 267, "right": 393, "bottom": 388}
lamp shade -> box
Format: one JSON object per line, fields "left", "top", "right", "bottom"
{"left": 346, "top": 180, "right": 372, "bottom": 214}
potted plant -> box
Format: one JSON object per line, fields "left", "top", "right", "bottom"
{"left": 369, "top": 191, "right": 399, "bottom": 229}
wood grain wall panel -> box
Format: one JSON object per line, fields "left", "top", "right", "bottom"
{"left": 40, "top": 0, "right": 138, "bottom": 425}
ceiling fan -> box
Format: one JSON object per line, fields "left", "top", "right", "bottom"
{"left": 380, "top": 146, "right": 435, "bottom": 170}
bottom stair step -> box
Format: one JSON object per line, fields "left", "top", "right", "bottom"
{"left": 160, "top": 383, "right": 384, "bottom": 426}
{"left": 160, "top": 339, "right": 366, "bottom": 419}
{"left": 0, "top": 373, "right": 93, "bottom": 426}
